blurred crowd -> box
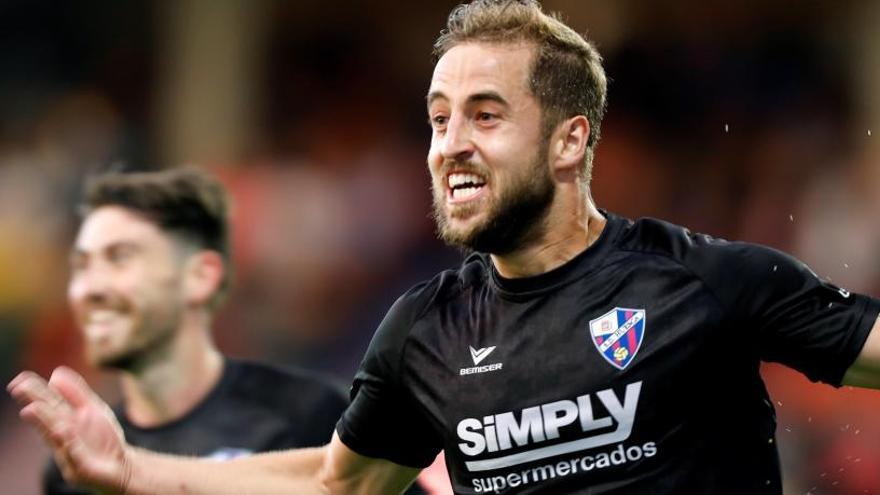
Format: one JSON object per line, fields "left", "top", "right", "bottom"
{"left": 1, "top": 1, "right": 878, "bottom": 493}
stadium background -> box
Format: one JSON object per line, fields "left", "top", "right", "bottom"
{"left": 0, "top": 1, "right": 878, "bottom": 493}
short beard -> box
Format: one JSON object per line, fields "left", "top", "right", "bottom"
{"left": 89, "top": 305, "right": 181, "bottom": 374}
{"left": 432, "top": 142, "right": 555, "bottom": 255}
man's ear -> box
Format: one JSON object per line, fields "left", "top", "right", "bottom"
{"left": 183, "top": 251, "right": 224, "bottom": 306}
{"left": 550, "top": 115, "right": 590, "bottom": 174}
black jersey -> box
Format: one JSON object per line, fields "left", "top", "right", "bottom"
{"left": 337, "top": 212, "right": 879, "bottom": 494}
{"left": 44, "top": 359, "right": 348, "bottom": 494}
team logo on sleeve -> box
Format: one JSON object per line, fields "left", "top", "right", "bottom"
{"left": 589, "top": 308, "right": 646, "bottom": 370}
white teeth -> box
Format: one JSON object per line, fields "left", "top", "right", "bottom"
{"left": 87, "top": 310, "right": 118, "bottom": 323}
{"left": 448, "top": 173, "right": 486, "bottom": 189}
{"left": 452, "top": 186, "right": 481, "bottom": 200}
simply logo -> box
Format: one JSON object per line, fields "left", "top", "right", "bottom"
{"left": 470, "top": 345, "right": 496, "bottom": 365}
{"left": 461, "top": 345, "right": 503, "bottom": 376}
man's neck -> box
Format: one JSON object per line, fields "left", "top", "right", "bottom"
{"left": 490, "top": 196, "right": 606, "bottom": 279}
{"left": 119, "top": 316, "right": 224, "bottom": 428}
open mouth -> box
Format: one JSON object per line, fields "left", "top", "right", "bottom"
{"left": 447, "top": 171, "right": 488, "bottom": 202}
{"left": 83, "top": 308, "right": 126, "bottom": 341}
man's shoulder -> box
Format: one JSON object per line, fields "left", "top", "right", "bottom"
{"left": 613, "top": 214, "right": 706, "bottom": 257}
{"left": 611, "top": 213, "right": 752, "bottom": 266}
{"left": 394, "top": 254, "right": 488, "bottom": 320}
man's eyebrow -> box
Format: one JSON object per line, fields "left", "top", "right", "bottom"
{"left": 466, "top": 91, "right": 509, "bottom": 107}
{"left": 69, "top": 241, "right": 139, "bottom": 261}
{"left": 426, "top": 90, "right": 447, "bottom": 107}
{"left": 426, "top": 90, "right": 510, "bottom": 108}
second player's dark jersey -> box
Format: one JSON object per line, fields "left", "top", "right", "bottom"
{"left": 44, "top": 359, "right": 348, "bottom": 494}
{"left": 337, "top": 211, "right": 879, "bottom": 494}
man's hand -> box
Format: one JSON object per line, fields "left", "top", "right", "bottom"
{"left": 7, "top": 367, "right": 130, "bottom": 493}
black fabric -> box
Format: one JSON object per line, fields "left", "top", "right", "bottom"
{"left": 44, "top": 359, "right": 349, "bottom": 494}
{"left": 337, "top": 211, "right": 879, "bottom": 494}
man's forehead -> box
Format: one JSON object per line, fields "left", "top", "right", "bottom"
{"left": 74, "top": 206, "right": 161, "bottom": 251}
{"left": 429, "top": 42, "right": 534, "bottom": 100}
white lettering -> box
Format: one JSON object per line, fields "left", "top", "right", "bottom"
{"left": 507, "top": 472, "right": 522, "bottom": 488}
{"left": 581, "top": 455, "right": 595, "bottom": 471}
{"left": 468, "top": 441, "right": 659, "bottom": 490}
{"left": 490, "top": 476, "right": 506, "bottom": 492}
{"left": 597, "top": 381, "right": 641, "bottom": 435}
{"left": 626, "top": 445, "right": 643, "bottom": 461}
{"left": 458, "top": 381, "right": 643, "bottom": 471}
{"left": 484, "top": 416, "right": 499, "bottom": 452}
{"left": 541, "top": 400, "right": 579, "bottom": 440}
{"left": 457, "top": 419, "right": 485, "bottom": 456}
{"left": 577, "top": 394, "right": 613, "bottom": 432}
{"left": 532, "top": 464, "right": 556, "bottom": 481}
{"left": 556, "top": 460, "right": 571, "bottom": 476}
{"left": 459, "top": 363, "right": 503, "bottom": 375}
{"left": 495, "top": 407, "right": 544, "bottom": 450}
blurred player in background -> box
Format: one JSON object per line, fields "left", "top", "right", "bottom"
{"left": 10, "top": 1, "right": 880, "bottom": 494}
{"left": 42, "top": 168, "right": 351, "bottom": 493}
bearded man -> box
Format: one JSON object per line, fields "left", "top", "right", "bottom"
{"left": 9, "top": 1, "right": 880, "bottom": 494}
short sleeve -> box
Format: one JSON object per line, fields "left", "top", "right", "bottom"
{"left": 687, "top": 235, "right": 880, "bottom": 386}
{"left": 336, "top": 287, "right": 442, "bottom": 468}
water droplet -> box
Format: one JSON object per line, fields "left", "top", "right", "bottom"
{"left": 777, "top": 401, "right": 783, "bottom": 406}
{"left": 724, "top": 124, "right": 730, "bottom": 133}
{"left": 789, "top": 214, "right": 794, "bottom": 222}
{"left": 844, "top": 263, "right": 850, "bottom": 269}
{"left": 773, "top": 265, "right": 778, "bottom": 272}
{"left": 855, "top": 429, "right": 860, "bottom": 435}
{"left": 785, "top": 427, "right": 792, "bottom": 432}
{"left": 766, "top": 480, "right": 771, "bottom": 485}
{"left": 768, "top": 438, "right": 774, "bottom": 444}
{"left": 820, "top": 472, "right": 827, "bottom": 477}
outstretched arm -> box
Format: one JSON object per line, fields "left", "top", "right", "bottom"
{"left": 843, "top": 316, "right": 880, "bottom": 389}
{"left": 122, "top": 432, "right": 420, "bottom": 495}
{"left": 7, "top": 367, "right": 421, "bottom": 495}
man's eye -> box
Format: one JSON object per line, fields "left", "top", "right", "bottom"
{"left": 431, "top": 115, "right": 448, "bottom": 127}
{"left": 108, "top": 248, "right": 134, "bottom": 265}
{"left": 476, "top": 112, "right": 496, "bottom": 122}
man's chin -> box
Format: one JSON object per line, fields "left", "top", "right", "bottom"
{"left": 439, "top": 219, "right": 487, "bottom": 249}
{"left": 89, "top": 350, "right": 137, "bottom": 371}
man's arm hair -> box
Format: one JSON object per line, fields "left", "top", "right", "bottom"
{"left": 842, "top": 316, "right": 880, "bottom": 389}
{"left": 123, "top": 433, "right": 421, "bottom": 495}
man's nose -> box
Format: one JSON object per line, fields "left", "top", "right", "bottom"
{"left": 70, "top": 267, "right": 111, "bottom": 303}
{"left": 438, "top": 114, "right": 475, "bottom": 162}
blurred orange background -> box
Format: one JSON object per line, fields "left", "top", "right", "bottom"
{"left": 0, "top": 1, "right": 878, "bottom": 493}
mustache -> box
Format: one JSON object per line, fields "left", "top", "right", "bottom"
{"left": 436, "top": 159, "right": 490, "bottom": 178}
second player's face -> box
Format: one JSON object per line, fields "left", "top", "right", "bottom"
{"left": 68, "top": 206, "right": 187, "bottom": 369}
{"left": 427, "top": 42, "right": 555, "bottom": 253}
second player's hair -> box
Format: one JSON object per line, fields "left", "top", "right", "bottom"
{"left": 79, "top": 167, "right": 232, "bottom": 307}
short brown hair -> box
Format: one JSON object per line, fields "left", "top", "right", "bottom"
{"left": 79, "top": 167, "right": 232, "bottom": 307}
{"left": 434, "top": 0, "right": 607, "bottom": 184}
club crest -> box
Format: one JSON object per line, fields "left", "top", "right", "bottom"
{"left": 589, "top": 307, "right": 646, "bottom": 370}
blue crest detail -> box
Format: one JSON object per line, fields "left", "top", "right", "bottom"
{"left": 588, "top": 307, "right": 646, "bottom": 370}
